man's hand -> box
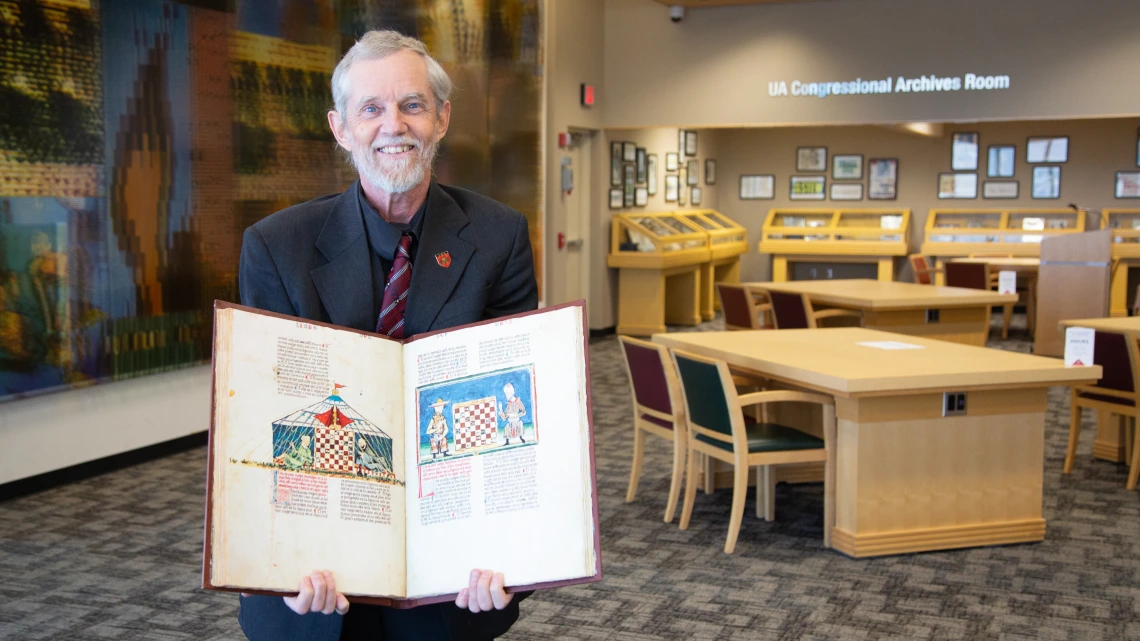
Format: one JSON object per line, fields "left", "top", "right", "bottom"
{"left": 281, "top": 570, "right": 350, "bottom": 616}
{"left": 455, "top": 569, "right": 513, "bottom": 613}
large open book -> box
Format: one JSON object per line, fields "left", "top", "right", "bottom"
{"left": 203, "top": 301, "right": 600, "bottom": 606}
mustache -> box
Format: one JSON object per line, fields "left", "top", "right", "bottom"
{"left": 371, "top": 136, "right": 419, "bottom": 150}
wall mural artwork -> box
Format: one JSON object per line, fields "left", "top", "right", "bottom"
{"left": 0, "top": 0, "right": 544, "bottom": 402}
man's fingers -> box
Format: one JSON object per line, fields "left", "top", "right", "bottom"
{"left": 321, "top": 571, "right": 338, "bottom": 615}
{"left": 467, "top": 569, "right": 481, "bottom": 613}
{"left": 455, "top": 587, "right": 469, "bottom": 610}
{"left": 309, "top": 571, "right": 327, "bottom": 615}
{"left": 336, "top": 593, "right": 350, "bottom": 615}
{"left": 285, "top": 576, "right": 315, "bottom": 615}
{"left": 476, "top": 569, "right": 494, "bottom": 613}
{"left": 489, "top": 572, "right": 513, "bottom": 610}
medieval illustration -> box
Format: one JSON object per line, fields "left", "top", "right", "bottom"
{"left": 415, "top": 365, "right": 538, "bottom": 466}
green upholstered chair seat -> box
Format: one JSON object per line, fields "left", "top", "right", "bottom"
{"left": 695, "top": 421, "right": 823, "bottom": 453}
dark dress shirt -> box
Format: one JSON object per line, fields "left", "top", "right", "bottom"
{"left": 358, "top": 183, "right": 428, "bottom": 325}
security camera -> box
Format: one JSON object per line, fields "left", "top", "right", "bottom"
{"left": 670, "top": 5, "right": 684, "bottom": 22}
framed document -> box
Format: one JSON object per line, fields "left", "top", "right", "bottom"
{"left": 830, "top": 183, "right": 863, "bottom": 201}
{"left": 951, "top": 132, "right": 979, "bottom": 170}
{"left": 686, "top": 159, "right": 699, "bottom": 185}
{"left": 705, "top": 159, "right": 717, "bottom": 185}
{"left": 938, "top": 172, "right": 978, "bottom": 199}
{"left": 790, "top": 175, "right": 826, "bottom": 200}
{"left": 609, "top": 188, "right": 623, "bottom": 209}
{"left": 635, "top": 187, "right": 648, "bottom": 207}
{"left": 647, "top": 154, "right": 658, "bottom": 195}
{"left": 635, "top": 148, "right": 647, "bottom": 184}
{"left": 622, "top": 141, "right": 636, "bottom": 163}
{"left": 987, "top": 145, "right": 1015, "bottom": 177}
{"left": 796, "top": 147, "right": 827, "bottom": 172}
{"left": 691, "top": 187, "right": 702, "bottom": 206}
{"left": 1026, "top": 136, "right": 1068, "bottom": 163}
{"left": 678, "top": 129, "right": 686, "bottom": 158}
{"left": 623, "top": 164, "right": 636, "bottom": 207}
{"left": 868, "top": 158, "right": 898, "bottom": 200}
{"left": 739, "top": 174, "right": 775, "bottom": 200}
{"left": 665, "top": 152, "right": 678, "bottom": 172}
{"left": 610, "top": 141, "right": 622, "bottom": 187}
{"left": 1032, "top": 166, "right": 1061, "bottom": 199}
{"left": 832, "top": 154, "right": 863, "bottom": 180}
{"left": 677, "top": 173, "right": 687, "bottom": 205}
{"left": 1115, "top": 171, "right": 1140, "bottom": 198}
{"left": 684, "top": 130, "right": 698, "bottom": 156}
{"left": 664, "top": 175, "right": 679, "bottom": 202}
{"left": 1136, "top": 127, "right": 1140, "bottom": 166}
{"left": 983, "top": 180, "right": 1019, "bottom": 199}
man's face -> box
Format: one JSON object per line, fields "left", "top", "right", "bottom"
{"left": 329, "top": 50, "right": 451, "bottom": 195}
{"left": 300, "top": 435, "right": 310, "bottom": 447}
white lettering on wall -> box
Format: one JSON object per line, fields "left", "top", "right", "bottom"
{"left": 768, "top": 72, "right": 1010, "bottom": 99}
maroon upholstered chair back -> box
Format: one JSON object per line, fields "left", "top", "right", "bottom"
{"left": 620, "top": 337, "right": 673, "bottom": 417}
{"left": 1093, "top": 331, "right": 1136, "bottom": 394}
{"left": 768, "top": 290, "right": 811, "bottom": 329}
{"left": 909, "top": 255, "right": 932, "bottom": 285}
{"left": 717, "top": 284, "right": 755, "bottom": 330}
{"left": 945, "top": 262, "right": 989, "bottom": 290}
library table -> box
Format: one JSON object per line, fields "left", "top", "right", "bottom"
{"left": 653, "top": 327, "right": 1101, "bottom": 557}
{"left": 744, "top": 279, "right": 1018, "bottom": 346}
{"left": 1059, "top": 316, "right": 1140, "bottom": 464}
{"left": 951, "top": 257, "right": 1040, "bottom": 334}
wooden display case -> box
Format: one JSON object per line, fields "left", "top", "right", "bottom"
{"left": 759, "top": 208, "right": 911, "bottom": 282}
{"left": 608, "top": 212, "right": 710, "bottom": 335}
{"left": 676, "top": 210, "right": 748, "bottom": 319}
{"left": 1104, "top": 209, "right": 1140, "bottom": 316}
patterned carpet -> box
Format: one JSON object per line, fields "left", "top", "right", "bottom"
{"left": 2, "top": 315, "right": 1139, "bottom": 640}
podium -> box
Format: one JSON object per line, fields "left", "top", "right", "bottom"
{"left": 1032, "top": 230, "right": 1111, "bottom": 356}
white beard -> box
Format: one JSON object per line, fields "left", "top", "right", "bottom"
{"left": 350, "top": 130, "right": 439, "bottom": 195}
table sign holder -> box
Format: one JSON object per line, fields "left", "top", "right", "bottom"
{"left": 1033, "top": 230, "right": 1111, "bottom": 356}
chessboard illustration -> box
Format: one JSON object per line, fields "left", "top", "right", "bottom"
{"left": 416, "top": 365, "right": 538, "bottom": 466}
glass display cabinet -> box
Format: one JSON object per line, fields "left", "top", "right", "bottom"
{"left": 922, "top": 208, "right": 1085, "bottom": 256}
{"left": 676, "top": 210, "right": 748, "bottom": 319}
{"left": 1104, "top": 209, "right": 1140, "bottom": 316}
{"left": 759, "top": 209, "right": 911, "bottom": 281}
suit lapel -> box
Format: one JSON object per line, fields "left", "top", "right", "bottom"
{"left": 310, "top": 182, "right": 376, "bottom": 331}
{"left": 405, "top": 183, "right": 474, "bottom": 334}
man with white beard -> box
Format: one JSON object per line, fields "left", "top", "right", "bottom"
{"left": 236, "top": 29, "right": 537, "bottom": 641}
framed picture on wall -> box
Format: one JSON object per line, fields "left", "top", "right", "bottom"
{"left": 830, "top": 183, "right": 863, "bottom": 201}
{"left": 868, "top": 158, "right": 899, "bottom": 200}
{"left": 610, "top": 141, "right": 622, "bottom": 187}
{"left": 678, "top": 130, "right": 686, "bottom": 158}
{"left": 705, "top": 159, "right": 717, "bottom": 185}
{"left": 635, "top": 187, "right": 648, "bottom": 207}
{"left": 987, "top": 145, "right": 1016, "bottom": 177}
{"left": 1115, "top": 172, "right": 1140, "bottom": 198}
{"left": 740, "top": 174, "right": 775, "bottom": 200}
{"left": 622, "top": 141, "right": 637, "bottom": 163}
{"left": 1136, "top": 127, "right": 1140, "bottom": 166}
{"left": 677, "top": 173, "right": 687, "bottom": 205}
{"left": 647, "top": 154, "right": 658, "bottom": 195}
{"left": 937, "top": 172, "right": 978, "bottom": 199}
{"left": 691, "top": 187, "right": 702, "bottom": 206}
{"left": 685, "top": 130, "right": 698, "bottom": 156}
{"left": 832, "top": 154, "right": 863, "bottom": 180}
{"left": 686, "top": 159, "right": 699, "bottom": 185}
{"left": 609, "top": 188, "right": 623, "bottom": 209}
{"left": 790, "top": 175, "right": 826, "bottom": 200}
{"left": 983, "top": 180, "right": 1020, "bottom": 199}
{"left": 623, "top": 163, "right": 636, "bottom": 206}
{"left": 796, "top": 147, "right": 827, "bottom": 172}
{"left": 1026, "top": 136, "right": 1068, "bottom": 163}
{"left": 1032, "top": 166, "right": 1061, "bottom": 198}
{"left": 951, "top": 132, "right": 979, "bottom": 170}
{"left": 635, "top": 148, "right": 647, "bottom": 184}
{"left": 665, "top": 152, "right": 679, "bottom": 172}
{"left": 665, "top": 175, "right": 679, "bottom": 202}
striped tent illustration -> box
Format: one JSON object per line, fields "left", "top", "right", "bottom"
{"left": 271, "top": 385, "right": 394, "bottom": 478}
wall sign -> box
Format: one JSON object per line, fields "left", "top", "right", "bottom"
{"left": 768, "top": 73, "right": 1011, "bottom": 99}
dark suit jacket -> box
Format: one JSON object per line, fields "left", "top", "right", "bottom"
{"left": 236, "top": 181, "right": 538, "bottom": 641}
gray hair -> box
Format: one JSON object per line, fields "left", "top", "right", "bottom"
{"left": 331, "top": 30, "right": 453, "bottom": 118}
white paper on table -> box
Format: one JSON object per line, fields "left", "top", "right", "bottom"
{"left": 1064, "top": 327, "right": 1095, "bottom": 367}
{"left": 856, "top": 341, "right": 926, "bottom": 350}
{"left": 998, "top": 270, "right": 1017, "bottom": 295}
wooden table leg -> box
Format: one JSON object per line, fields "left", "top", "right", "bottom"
{"left": 1093, "top": 409, "right": 1128, "bottom": 463}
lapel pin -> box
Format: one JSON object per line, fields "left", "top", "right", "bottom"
{"left": 435, "top": 251, "right": 452, "bottom": 268}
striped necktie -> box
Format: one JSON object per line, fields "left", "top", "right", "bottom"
{"left": 376, "top": 232, "right": 413, "bottom": 338}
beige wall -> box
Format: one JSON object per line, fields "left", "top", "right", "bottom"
{"left": 604, "top": 0, "right": 1140, "bottom": 128}
{"left": 714, "top": 117, "right": 1140, "bottom": 282}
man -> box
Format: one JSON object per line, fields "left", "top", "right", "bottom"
{"left": 281, "top": 434, "right": 314, "bottom": 470}
{"left": 497, "top": 383, "right": 526, "bottom": 446}
{"left": 425, "top": 398, "right": 451, "bottom": 459}
{"left": 356, "top": 438, "right": 387, "bottom": 474}
{"left": 237, "top": 29, "right": 537, "bottom": 641}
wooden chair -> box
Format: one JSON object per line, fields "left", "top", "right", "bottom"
{"left": 908, "top": 254, "right": 941, "bottom": 285}
{"left": 966, "top": 254, "right": 1016, "bottom": 337}
{"left": 716, "top": 283, "right": 771, "bottom": 330}
{"left": 618, "top": 336, "right": 688, "bottom": 522}
{"left": 1133, "top": 283, "right": 1139, "bottom": 317}
{"left": 945, "top": 261, "right": 1011, "bottom": 339}
{"left": 671, "top": 349, "right": 836, "bottom": 553}
{"left": 761, "top": 289, "right": 861, "bottom": 329}
{"left": 1064, "top": 330, "right": 1140, "bottom": 489}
